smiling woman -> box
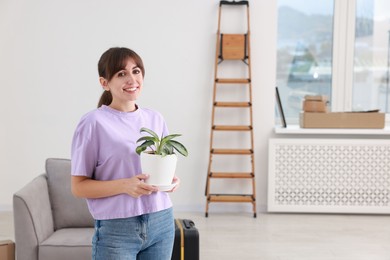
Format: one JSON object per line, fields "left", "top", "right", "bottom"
{"left": 71, "top": 47, "right": 179, "bottom": 260}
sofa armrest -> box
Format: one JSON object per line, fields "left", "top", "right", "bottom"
{"left": 13, "top": 174, "right": 54, "bottom": 260}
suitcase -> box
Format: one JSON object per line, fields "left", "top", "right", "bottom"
{"left": 171, "top": 219, "right": 199, "bottom": 260}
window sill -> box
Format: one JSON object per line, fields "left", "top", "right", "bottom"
{"left": 274, "top": 125, "right": 390, "bottom": 135}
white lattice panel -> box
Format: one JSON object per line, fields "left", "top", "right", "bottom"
{"left": 268, "top": 138, "right": 390, "bottom": 213}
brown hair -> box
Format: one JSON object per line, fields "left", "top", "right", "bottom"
{"left": 97, "top": 47, "right": 145, "bottom": 107}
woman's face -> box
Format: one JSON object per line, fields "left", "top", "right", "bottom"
{"left": 100, "top": 58, "right": 143, "bottom": 111}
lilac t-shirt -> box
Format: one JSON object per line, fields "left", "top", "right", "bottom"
{"left": 71, "top": 105, "right": 172, "bottom": 220}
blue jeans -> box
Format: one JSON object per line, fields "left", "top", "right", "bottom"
{"left": 92, "top": 208, "right": 174, "bottom": 260}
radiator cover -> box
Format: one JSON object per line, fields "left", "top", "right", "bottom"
{"left": 268, "top": 138, "right": 390, "bottom": 213}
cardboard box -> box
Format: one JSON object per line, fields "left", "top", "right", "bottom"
{"left": 303, "top": 100, "right": 328, "bottom": 112}
{"left": 304, "top": 95, "right": 328, "bottom": 102}
{"left": 300, "top": 112, "right": 385, "bottom": 129}
{"left": 0, "top": 240, "right": 15, "bottom": 260}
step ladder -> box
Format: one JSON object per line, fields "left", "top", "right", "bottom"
{"left": 205, "top": 0, "right": 256, "bottom": 218}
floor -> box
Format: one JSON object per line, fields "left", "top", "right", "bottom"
{"left": 2, "top": 210, "right": 390, "bottom": 259}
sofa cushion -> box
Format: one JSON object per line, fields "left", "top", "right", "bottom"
{"left": 46, "top": 158, "right": 94, "bottom": 230}
{"left": 39, "top": 228, "right": 93, "bottom": 260}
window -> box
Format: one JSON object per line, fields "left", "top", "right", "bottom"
{"left": 276, "top": 0, "right": 390, "bottom": 125}
{"left": 352, "top": 0, "right": 390, "bottom": 112}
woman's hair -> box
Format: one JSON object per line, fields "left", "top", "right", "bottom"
{"left": 97, "top": 47, "right": 145, "bottom": 107}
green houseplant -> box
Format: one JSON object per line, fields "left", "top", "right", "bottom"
{"left": 135, "top": 127, "right": 188, "bottom": 157}
{"left": 135, "top": 127, "right": 188, "bottom": 189}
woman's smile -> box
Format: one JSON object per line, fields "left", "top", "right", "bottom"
{"left": 123, "top": 86, "right": 139, "bottom": 93}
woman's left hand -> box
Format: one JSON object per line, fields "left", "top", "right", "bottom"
{"left": 166, "top": 175, "right": 180, "bottom": 193}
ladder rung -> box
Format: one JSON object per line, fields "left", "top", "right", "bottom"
{"left": 211, "top": 149, "right": 253, "bottom": 155}
{"left": 210, "top": 172, "right": 253, "bottom": 178}
{"left": 214, "top": 102, "right": 251, "bottom": 107}
{"left": 208, "top": 194, "right": 254, "bottom": 203}
{"left": 216, "top": 78, "right": 250, "bottom": 84}
{"left": 213, "top": 125, "right": 252, "bottom": 131}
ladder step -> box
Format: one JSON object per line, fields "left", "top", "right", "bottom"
{"left": 208, "top": 194, "right": 255, "bottom": 203}
{"left": 211, "top": 149, "right": 253, "bottom": 155}
{"left": 214, "top": 102, "right": 251, "bottom": 107}
{"left": 216, "top": 78, "right": 250, "bottom": 84}
{"left": 213, "top": 125, "right": 252, "bottom": 131}
{"left": 210, "top": 172, "right": 253, "bottom": 178}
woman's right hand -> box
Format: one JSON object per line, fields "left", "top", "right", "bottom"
{"left": 123, "top": 174, "right": 159, "bottom": 198}
{"left": 71, "top": 174, "right": 158, "bottom": 199}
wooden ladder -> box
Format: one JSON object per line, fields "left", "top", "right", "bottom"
{"left": 205, "top": 0, "right": 256, "bottom": 218}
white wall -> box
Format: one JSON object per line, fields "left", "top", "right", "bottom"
{"left": 0, "top": 0, "right": 277, "bottom": 213}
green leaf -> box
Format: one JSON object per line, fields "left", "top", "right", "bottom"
{"left": 162, "top": 143, "right": 174, "bottom": 155}
{"left": 135, "top": 146, "right": 147, "bottom": 155}
{"left": 140, "top": 127, "right": 159, "bottom": 140}
{"left": 158, "top": 134, "right": 181, "bottom": 154}
{"left": 162, "top": 134, "right": 182, "bottom": 141}
{"left": 136, "top": 136, "right": 157, "bottom": 144}
{"left": 135, "top": 140, "right": 155, "bottom": 155}
{"left": 169, "top": 140, "right": 188, "bottom": 157}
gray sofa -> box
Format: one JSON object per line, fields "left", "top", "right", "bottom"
{"left": 13, "top": 158, "right": 94, "bottom": 260}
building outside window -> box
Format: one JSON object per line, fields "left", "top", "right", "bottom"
{"left": 276, "top": 0, "right": 390, "bottom": 125}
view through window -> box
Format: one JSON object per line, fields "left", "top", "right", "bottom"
{"left": 276, "top": 0, "right": 390, "bottom": 125}
{"left": 353, "top": 0, "right": 390, "bottom": 113}
{"left": 276, "top": 0, "right": 334, "bottom": 124}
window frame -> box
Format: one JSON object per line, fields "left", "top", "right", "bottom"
{"left": 334, "top": 0, "right": 390, "bottom": 123}
{"left": 332, "top": 0, "right": 355, "bottom": 112}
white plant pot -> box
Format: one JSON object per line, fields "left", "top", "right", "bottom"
{"left": 140, "top": 153, "right": 178, "bottom": 186}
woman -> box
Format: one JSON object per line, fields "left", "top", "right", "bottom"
{"left": 71, "top": 47, "right": 178, "bottom": 260}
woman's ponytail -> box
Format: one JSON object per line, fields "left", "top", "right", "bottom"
{"left": 97, "top": 91, "right": 112, "bottom": 108}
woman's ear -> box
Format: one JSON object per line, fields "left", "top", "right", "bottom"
{"left": 99, "top": 77, "right": 110, "bottom": 91}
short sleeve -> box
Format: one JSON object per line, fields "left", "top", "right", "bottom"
{"left": 71, "top": 116, "right": 98, "bottom": 177}
{"left": 153, "top": 110, "right": 169, "bottom": 137}
{"left": 162, "top": 119, "right": 169, "bottom": 136}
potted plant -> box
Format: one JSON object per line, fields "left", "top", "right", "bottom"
{"left": 135, "top": 127, "right": 188, "bottom": 190}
